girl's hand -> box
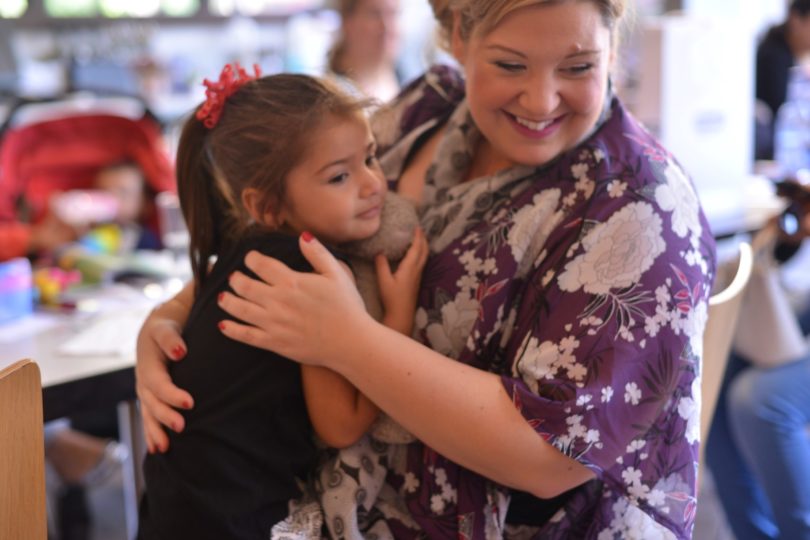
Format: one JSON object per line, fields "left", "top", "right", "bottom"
{"left": 135, "top": 310, "right": 193, "bottom": 453}
{"left": 218, "top": 234, "right": 372, "bottom": 367}
{"left": 375, "top": 227, "right": 429, "bottom": 335}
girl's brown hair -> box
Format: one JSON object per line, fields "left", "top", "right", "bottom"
{"left": 176, "top": 72, "right": 369, "bottom": 290}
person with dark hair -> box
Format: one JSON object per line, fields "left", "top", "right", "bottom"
{"left": 136, "top": 65, "right": 427, "bottom": 540}
{"left": 755, "top": 0, "right": 810, "bottom": 159}
{"left": 135, "top": 1, "right": 716, "bottom": 538}
{"left": 326, "top": 0, "right": 402, "bottom": 102}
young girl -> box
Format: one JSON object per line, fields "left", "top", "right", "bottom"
{"left": 137, "top": 64, "right": 427, "bottom": 540}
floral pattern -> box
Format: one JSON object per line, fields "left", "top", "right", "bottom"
{"left": 369, "top": 65, "right": 716, "bottom": 539}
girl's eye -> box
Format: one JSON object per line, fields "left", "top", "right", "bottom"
{"left": 494, "top": 61, "right": 524, "bottom": 73}
{"left": 328, "top": 173, "right": 349, "bottom": 184}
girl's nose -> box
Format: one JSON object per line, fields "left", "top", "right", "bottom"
{"left": 360, "top": 168, "right": 385, "bottom": 197}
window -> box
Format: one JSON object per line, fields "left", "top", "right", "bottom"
{"left": 0, "top": 0, "right": 28, "bottom": 18}
{"left": 44, "top": 0, "right": 199, "bottom": 18}
{"left": 209, "top": 0, "right": 322, "bottom": 16}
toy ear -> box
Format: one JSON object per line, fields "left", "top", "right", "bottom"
{"left": 241, "top": 188, "right": 283, "bottom": 228}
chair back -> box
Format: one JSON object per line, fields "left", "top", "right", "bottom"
{"left": 0, "top": 359, "right": 46, "bottom": 539}
{"left": 700, "top": 242, "right": 754, "bottom": 468}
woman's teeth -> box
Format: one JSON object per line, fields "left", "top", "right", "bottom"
{"left": 515, "top": 116, "right": 554, "bottom": 131}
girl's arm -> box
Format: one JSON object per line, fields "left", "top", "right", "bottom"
{"left": 218, "top": 236, "right": 595, "bottom": 499}
{"left": 135, "top": 280, "right": 195, "bottom": 453}
{"left": 301, "top": 259, "right": 379, "bottom": 448}
{"left": 301, "top": 366, "right": 379, "bottom": 448}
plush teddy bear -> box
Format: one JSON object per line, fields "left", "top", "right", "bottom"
{"left": 340, "top": 190, "right": 419, "bottom": 444}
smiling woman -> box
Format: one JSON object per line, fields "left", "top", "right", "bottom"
{"left": 136, "top": 1, "right": 717, "bottom": 538}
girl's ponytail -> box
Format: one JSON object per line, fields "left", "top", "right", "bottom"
{"left": 175, "top": 114, "right": 230, "bottom": 292}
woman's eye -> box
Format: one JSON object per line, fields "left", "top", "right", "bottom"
{"left": 328, "top": 173, "right": 349, "bottom": 184}
{"left": 565, "top": 63, "right": 594, "bottom": 75}
{"left": 494, "top": 61, "right": 524, "bottom": 73}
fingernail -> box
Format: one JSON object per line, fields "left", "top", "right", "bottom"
{"left": 171, "top": 345, "right": 186, "bottom": 359}
{"left": 217, "top": 292, "right": 225, "bottom": 303}
{"left": 182, "top": 399, "right": 192, "bottom": 409}
{"left": 171, "top": 421, "right": 180, "bottom": 432}
{"left": 301, "top": 231, "right": 313, "bottom": 242}
{"left": 228, "top": 272, "right": 235, "bottom": 282}
{"left": 218, "top": 321, "right": 226, "bottom": 331}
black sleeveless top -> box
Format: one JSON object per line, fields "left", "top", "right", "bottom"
{"left": 139, "top": 232, "right": 320, "bottom": 540}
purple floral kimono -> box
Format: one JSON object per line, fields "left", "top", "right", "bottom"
{"left": 363, "top": 65, "right": 717, "bottom": 540}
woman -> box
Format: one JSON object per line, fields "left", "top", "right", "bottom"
{"left": 137, "top": 1, "right": 716, "bottom": 537}
{"left": 326, "top": 0, "right": 402, "bottom": 102}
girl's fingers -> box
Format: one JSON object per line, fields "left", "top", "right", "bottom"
{"left": 374, "top": 253, "right": 394, "bottom": 287}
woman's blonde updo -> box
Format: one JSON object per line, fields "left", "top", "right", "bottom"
{"left": 428, "top": 0, "right": 628, "bottom": 50}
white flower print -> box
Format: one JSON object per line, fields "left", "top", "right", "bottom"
{"left": 403, "top": 472, "right": 420, "bottom": 493}
{"left": 425, "top": 292, "right": 480, "bottom": 357}
{"left": 599, "top": 498, "right": 678, "bottom": 540}
{"left": 677, "top": 377, "right": 701, "bottom": 444}
{"left": 557, "top": 202, "right": 666, "bottom": 295}
{"left": 507, "top": 190, "right": 562, "bottom": 263}
{"left": 571, "top": 163, "right": 589, "bottom": 178}
{"left": 655, "top": 162, "right": 702, "bottom": 239}
{"left": 607, "top": 180, "right": 627, "bottom": 198}
{"left": 516, "top": 335, "right": 560, "bottom": 392}
{"left": 430, "top": 494, "right": 445, "bottom": 514}
{"left": 624, "top": 382, "right": 642, "bottom": 405}
{"left": 601, "top": 387, "right": 614, "bottom": 403}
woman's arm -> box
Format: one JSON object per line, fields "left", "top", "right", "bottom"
{"left": 135, "top": 280, "right": 195, "bottom": 453}
{"left": 218, "top": 235, "right": 594, "bottom": 498}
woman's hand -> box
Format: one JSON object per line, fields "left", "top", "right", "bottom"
{"left": 135, "top": 286, "right": 195, "bottom": 453}
{"left": 218, "top": 233, "right": 373, "bottom": 367}
{"left": 375, "top": 227, "right": 429, "bottom": 335}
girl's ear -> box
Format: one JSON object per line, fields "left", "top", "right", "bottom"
{"left": 241, "top": 187, "right": 282, "bottom": 228}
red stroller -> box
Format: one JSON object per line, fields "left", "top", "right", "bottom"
{"left": 0, "top": 94, "right": 176, "bottom": 261}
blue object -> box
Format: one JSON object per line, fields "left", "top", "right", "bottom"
{"left": 0, "top": 257, "right": 34, "bottom": 324}
{"left": 774, "top": 67, "right": 810, "bottom": 176}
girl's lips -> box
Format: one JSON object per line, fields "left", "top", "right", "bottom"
{"left": 506, "top": 111, "right": 562, "bottom": 139}
{"left": 358, "top": 205, "right": 382, "bottom": 219}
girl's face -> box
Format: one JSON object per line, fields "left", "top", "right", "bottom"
{"left": 453, "top": 1, "right": 612, "bottom": 170}
{"left": 277, "top": 114, "right": 386, "bottom": 245}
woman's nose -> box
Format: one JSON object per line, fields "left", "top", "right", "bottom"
{"left": 519, "top": 73, "right": 560, "bottom": 116}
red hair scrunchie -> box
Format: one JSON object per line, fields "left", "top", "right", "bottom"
{"left": 196, "top": 62, "right": 262, "bottom": 129}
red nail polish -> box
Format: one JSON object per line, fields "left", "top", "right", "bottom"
{"left": 218, "top": 292, "right": 224, "bottom": 303}
{"left": 301, "top": 231, "right": 313, "bottom": 242}
{"left": 182, "top": 400, "right": 192, "bottom": 409}
{"left": 171, "top": 345, "right": 185, "bottom": 359}
{"left": 218, "top": 321, "right": 226, "bottom": 331}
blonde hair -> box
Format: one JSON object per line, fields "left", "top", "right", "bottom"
{"left": 428, "top": 0, "right": 628, "bottom": 50}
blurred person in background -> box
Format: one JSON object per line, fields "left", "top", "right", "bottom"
{"left": 754, "top": 0, "right": 810, "bottom": 160}
{"left": 326, "top": 0, "right": 403, "bottom": 102}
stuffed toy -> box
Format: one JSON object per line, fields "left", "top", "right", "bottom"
{"left": 340, "top": 190, "right": 419, "bottom": 444}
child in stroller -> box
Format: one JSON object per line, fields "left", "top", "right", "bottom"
{"left": 0, "top": 94, "right": 175, "bottom": 262}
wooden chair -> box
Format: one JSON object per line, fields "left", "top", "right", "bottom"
{"left": 699, "top": 241, "right": 754, "bottom": 472}
{"left": 0, "top": 359, "right": 47, "bottom": 539}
